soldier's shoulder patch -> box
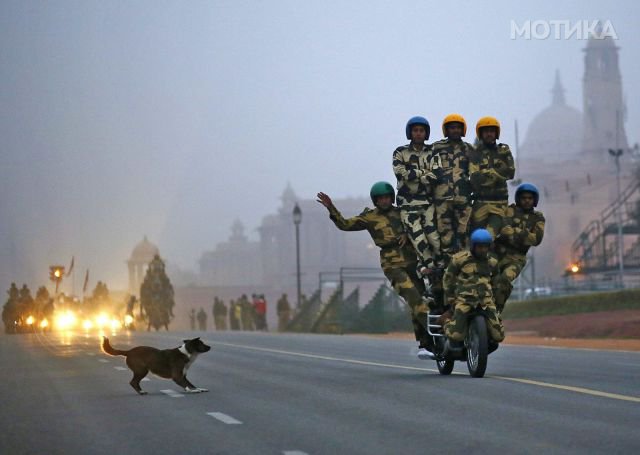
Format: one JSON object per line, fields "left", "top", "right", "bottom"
{"left": 498, "top": 143, "right": 511, "bottom": 151}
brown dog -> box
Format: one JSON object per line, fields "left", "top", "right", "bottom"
{"left": 102, "top": 336, "right": 211, "bottom": 395}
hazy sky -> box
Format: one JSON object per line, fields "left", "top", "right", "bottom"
{"left": 1, "top": 0, "right": 639, "bottom": 290}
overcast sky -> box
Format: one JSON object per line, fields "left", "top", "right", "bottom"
{"left": 1, "top": 0, "right": 639, "bottom": 290}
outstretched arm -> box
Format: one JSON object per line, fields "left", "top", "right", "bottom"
{"left": 317, "top": 192, "right": 367, "bottom": 231}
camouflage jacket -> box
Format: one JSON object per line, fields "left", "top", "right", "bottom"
{"left": 443, "top": 250, "right": 499, "bottom": 305}
{"left": 495, "top": 204, "right": 545, "bottom": 256}
{"left": 392, "top": 143, "right": 436, "bottom": 207}
{"left": 469, "top": 142, "right": 515, "bottom": 203}
{"left": 327, "top": 204, "right": 418, "bottom": 271}
{"left": 430, "top": 138, "right": 474, "bottom": 202}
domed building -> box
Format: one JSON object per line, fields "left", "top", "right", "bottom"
{"left": 127, "top": 236, "right": 160, "bottom": 296}
{"left": 520, "top": 70, "right": 583, "bottom": 165}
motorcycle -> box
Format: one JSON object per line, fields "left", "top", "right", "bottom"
{"left": 423, "top": 269, "right": 498, "bottom": 378}
{"left": 426, "top": 305, "right": 499, "bottom": 378}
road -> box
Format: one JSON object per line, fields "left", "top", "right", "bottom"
{"left": 1, "top": 329, "right": 638, "bottom": 454}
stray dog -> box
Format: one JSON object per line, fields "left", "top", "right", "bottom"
{"left": 102, "top": 336, "right": 211, "bottom": 395}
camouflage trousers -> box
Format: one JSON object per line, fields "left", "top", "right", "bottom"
{"left": 384, "top": 266, "right": 429, "bottom": 343}
{"left": 214, "top": 315, "right": 227, "bottom": 331}
{"left": 435, "top": 198, "right": 472, "bottom": 260}
{"left": 444, "top": 298, "right": 505, "bottom": 342}
{"left": 471, "top": 201, "right": 507, "bottom": 239}
{"left": 400, "top": 206, "right": 441, "bottom": 268}
{"left": 494, "top": 253, "right": 527, "bottom": 313}
{"left": 278, "top": 311, "right": 290, "bottom": 332}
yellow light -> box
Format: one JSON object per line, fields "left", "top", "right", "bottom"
{"left": 40, "top": 319, "right": 49, "bottom": 328}
{"left": 54, "top": 269, "right": 62, "bottom": 278}
{"left": 55, "top": 311, "right": 77, "bottom": 329}
{"left": 95, "top": 313, "right": 109, "bottom": 328}
{"left": 124, "top": 314, "right": 134, "bottom": 325}
{"left": 570, "top": 264, "right": 580, "bottom": 273}
{"left": 110, "top": 318, "right": 122, "bottom": 330}
{"left": 26, "top": 315, "right": 35, "bottom": 325}
{"left": 82, "top": 319, "right": 94, "bottom": 330}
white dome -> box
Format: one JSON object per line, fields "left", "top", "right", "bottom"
{"left": 520, "top": 71, "right": 583, "bottom": 163}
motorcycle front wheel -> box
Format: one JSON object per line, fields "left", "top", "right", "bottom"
{"left": 466, "top": 316, "right": 488, "bottom": 378}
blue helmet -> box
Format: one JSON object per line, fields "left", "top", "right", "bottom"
{"left": 406, "top": 116, "right": 430, "bottom": 140}
{"left": 470, "top": 229, "right": 493, "bottom": 248}
{"left": 516, "top": 183, "right": 540, "bottom": 207}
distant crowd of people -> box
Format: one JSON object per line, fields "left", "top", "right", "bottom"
{"left": 189, "top": 293, "right": 293, "bottom": 332}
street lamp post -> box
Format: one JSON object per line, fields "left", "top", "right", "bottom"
{"left": 292, "top": 203, "right": 302, "bottom": 310}
{"left": 608, "top": 147, "right": 624, "bottom": 287}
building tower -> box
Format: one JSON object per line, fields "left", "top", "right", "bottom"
{"left": 581, "top": 30, "right": 629, "bottom": 159}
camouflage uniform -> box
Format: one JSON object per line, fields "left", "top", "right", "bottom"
{"left": 393, "top": 143, "right": 441, "bottom": 269}
{"left": 276, "top": 294, "right": 291, "bottom": 332}
{"left": 431, "top": 138, "right": 474, "bottom": 259}
{"left": 493, "top": 204, "right": 546, "bottom": 312}
{"left": 327, "top": 204, "right": 431, "bottom": 344}
{"left": 443, "top": 250, "right": 504, "bottom": 342}
{"left": 213, "top": 298, "right": 228, "bottom": 331}
{"left": 469, "top": 142, "right": 515, "bottom": 238}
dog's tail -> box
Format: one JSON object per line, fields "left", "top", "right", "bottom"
{"left": 101, "top": 336, "right": 129, "bottom": 356}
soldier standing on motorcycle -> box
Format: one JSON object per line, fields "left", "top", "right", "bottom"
{"left": 442, "top": 229, "right": 505, "bottom": 349}
{"left": 317, "top": 182, "right": 436, "bottom": 359}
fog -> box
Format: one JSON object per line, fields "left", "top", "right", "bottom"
{"left": 1, "top": 0, "right": 639, "bottom": 290}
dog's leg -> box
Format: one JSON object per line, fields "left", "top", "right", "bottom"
{"left": 130, "top": 369, "right": 149, "bottom": 395}
{"left": 185, "top": 377, "right": 208, "bottom": 393}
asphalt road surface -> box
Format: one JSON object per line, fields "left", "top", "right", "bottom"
{"left": 1, "top": 329, "right": 638, "bottom": 454}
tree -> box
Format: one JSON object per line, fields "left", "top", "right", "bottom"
{"left": 140, "top": 255, "right": 175, "bottom": 331}
{"left": 2, "top": 283, "right": 20, "bottom": 334}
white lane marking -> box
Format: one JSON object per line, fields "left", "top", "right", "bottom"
{"left": 141, "top": 378, "right": 150, "bottom": 382}
{"left": 212, "top": 341, "right": 640, "bottom": 403}
{"left": 86, "top": 352, "right": 96, "bottom": 356}
{"left": 283, "top": 451, "right": 309, "bottom": 455}
{"left": 98, "top": 359, "right": 109, "bottom": 363}
{"left": 161, "top": 389, "right": 184, "bottom": 398}
{"left": 212, "top": 341, "right": 442, "bottom": 372}
{"left": 492, "top": 376, "right": 640, "bottom": 403}
{"left": 207, "top": 412, "right": 242, "bottom": 424}
{"left": 114, "top": 366, "right": 127, "bottom": 371}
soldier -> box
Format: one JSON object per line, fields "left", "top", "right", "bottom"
{"left": 189, "top": 308, "right": 196, "bottom": 331}
{"left": 276, "top": 293, "right": 291, "bottom": 332}
{"left": 197, "top": 307, "right": 207, "bottom": 331}
{"left": 443, "top": 229, "right": 504, "bottom": 350}
{"left": 431, "top": 114, "right": 474, "bottom": 260}
{"left": 393, "top": 116, "right": 442, "bottom": 274}
{"left": 493, "top": 183, "right": 546, "bottom": 313}
{"left": 317, "top": 182, "right": 436, "bottom": 359}
{"left": 239, "top": 294, "right": 254, "bottom": 331}
{"left": 213, "top": 297, "right": 228, "bottom": 331}
{"left": 469, "top": 116, "right": 515, "bottom": 237}
{"left": 229, "top": 299, "right": 240, "bottom": 330}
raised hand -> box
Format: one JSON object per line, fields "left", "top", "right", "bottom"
{"left": 316, "top": 192, "right": 333, "bottom": 208}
